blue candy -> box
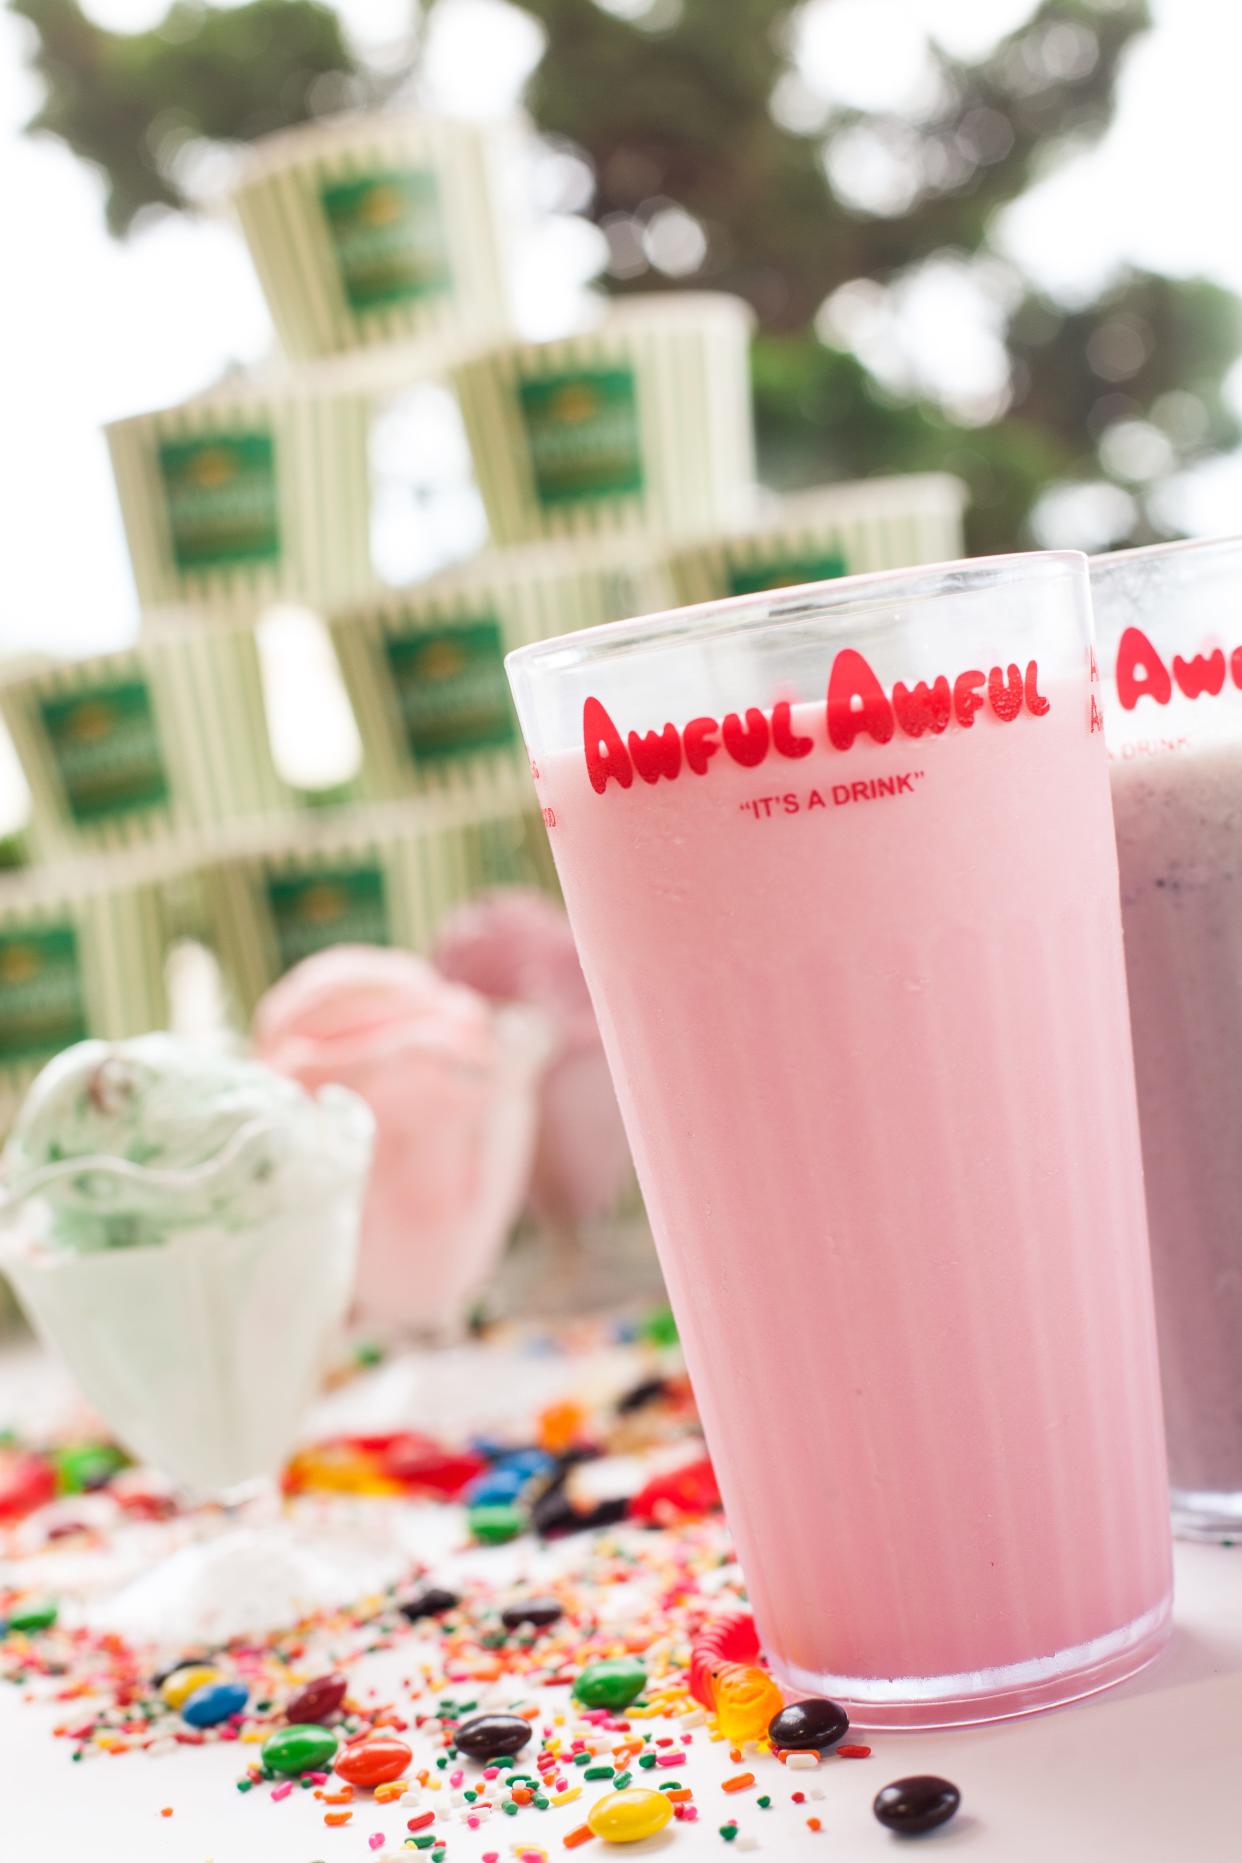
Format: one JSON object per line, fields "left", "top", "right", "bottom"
{"left": 497, "top": 1449, "right": 555, "bottom": 1480}
{"left": 182, "top": 1679, "right": 249, "bottom": 1727}
{"left": 464, "top": 1467, "right": 527, "bottom": 1507}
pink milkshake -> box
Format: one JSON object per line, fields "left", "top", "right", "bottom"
{"left": 1095, "top": 536, "right": 1242, "bottom": 1538}
{"left": 507, "top": 554, "right": 1172, "bottom": 1727}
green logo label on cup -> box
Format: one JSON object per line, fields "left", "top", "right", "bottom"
{"left": 383, "top": 618, "right": 516, "bottom": 762}
{"left": 39, "top": 679, "right": 169, "bottom": 826}
{"left": 267, "top": 864, "right": 389, "bottom": 972}
{"left": 0, "top": 924, "right": 87, "bottom": 1063}
{"left": 158, "top": 432, "right": 281, "bottom": 572}
{"left": 518, "top": 368, "right": 643, "bottom": 508}
{"left": 726, "top": 552, "right": 848, "bottom": 598}
{"left": 320, "top": 169, "right": 452, "bottom": 313}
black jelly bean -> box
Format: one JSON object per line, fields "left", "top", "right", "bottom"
{"left": 873, "top": 1776, "right": 961, "bottom": 1836}
{"left": 767, "top": 1696, "right": 849, "bottom": 1753}
{"left": 453, "top": 1712, "right": 533, "bottom": 1760}
{"left": 500, "top": 1597, "right": 563, "bottom": 1631}
{"left": 398, "top": 1587, "right": 460, "bottom": 1623}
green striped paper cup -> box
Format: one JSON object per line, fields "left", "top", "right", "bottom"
{"left": 106, "top": 345, "right": 464, "bottom": 613}
{"left": 664, "top": 474, "right": 968, "bottom": 605}
{"left": 202, "top": 788, "right": 557, "bottom": 1018}
{"left": 230, "top": 112, "right": 515, "bottom": 363}
{"left": 326, "top": 541, "right": 674, "bottom": 803}
{"left": 450, "top": 293, "right": 756, "bottom": 547}
{"left": 0, "top": 616, "right": 293, "bottom": 855}
{"left": 0, "top": 853, "right": 177, "bottom": 1136}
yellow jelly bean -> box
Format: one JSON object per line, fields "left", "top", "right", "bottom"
{"left": 161, "top": 1665, "right": 220, "bottom": 1709}
{"left": 587, "top": 1788, "right": 675, "bottom": 1844}
{"left": 710, "top": 1662, "right": 786, "bottom": 1743}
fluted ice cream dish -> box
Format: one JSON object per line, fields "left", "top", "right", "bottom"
{"left": 0, "top": 1034, "right": 373, "bottom": 1496}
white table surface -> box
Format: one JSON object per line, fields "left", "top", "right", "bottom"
{"left": 1, "top": 1341, "right": 1239, "bottom": 1862}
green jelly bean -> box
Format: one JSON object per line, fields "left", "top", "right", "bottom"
{"left": 468, "top": 1503, "right": 525, "bottom": 1545}
{"left": 572, "top": 1656, "right": 648, "bottom": 1711}
{"left": 260, "top": 1723, "right": 339, "bottom": 1776}
{"left": 7, "top": 1601, "right": 58, "bottom": 1634}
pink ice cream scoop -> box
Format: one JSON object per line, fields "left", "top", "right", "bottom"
{"left": 433, "top": 889, "right": 632, "bottom": 1229}
{"left": 253, "top": 946, "right": 544, "bottom": 1335}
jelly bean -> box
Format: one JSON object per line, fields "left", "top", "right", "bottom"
{"left": 500, "top": 1598, "right": 563, "bottom": 1631}
{"left": 468, "top": 1503, "right": 525, "bottom": 1544}
{"left": 497, "top": 1449, "right": 555, "bottom": 1480}
{"left": 536, "top": 1400, "right": 586, "bottom": 1455}
{"left": 6, "top": 1600, "right": 58, "bottom": 1634}
{"left": 630, "top": 1454, "right": 720, "bottom": 1525}
{"left": 161, "top": 1664, "right": 220, "bottom": 1709}
{"left": 55, "top": 1442, "right": 125, "bottom": 1495}
{"left": 573, "top": 1657, "right": 647, "bottom": 1711}
{"left": 453, "top": 1713, "right": 533, "bottom": 1761}
{"left": 182, "top": 1680, "right": 249, "bottom": 1727}
{"left": 587, "top": 1787, "right": 674, "bottom": 1844}
{"left": 334, "top": 1736, "right": 413, "bottom": 1788}
{"left": 398, "top": 1586, "right": 459, "bottom": 1622}
{"left": 768, "top": 1698, "right": 848, "bottom": 1754}
{"left": 688, "top": 1611, "right": 760, "bottom": 1707}
{"left": 465, "top": 1468, "right": 528, "bottom": 1508}
{"left": 709, "top": 1663, "right": 785, "bottom": 1743}
{"left": 873, "top": 1776, "right": 961, "bottom": 1836}
{"left": 261, "top": 1723, "right": 340, "bottom": 1776}
{"left": 0, "top": 1451, "right": 56, "bottom": 1522}
{"left": 285, "top": 1673, "right": 348, "bottom": 1724}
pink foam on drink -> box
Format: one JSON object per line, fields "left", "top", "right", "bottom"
{"left": 535, "top": 683, "right": 1172, "bottom": 1724}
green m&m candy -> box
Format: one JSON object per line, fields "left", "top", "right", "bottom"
{"left": 261, "top": 1722, "right": 340, "bottom": 1775}
{"left": 572, "top": 1656, "right": 648, "bottom": 1711}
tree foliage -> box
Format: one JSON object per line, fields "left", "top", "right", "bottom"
{"left": 11, "top": 0, "right": 1241, "bottom": 551}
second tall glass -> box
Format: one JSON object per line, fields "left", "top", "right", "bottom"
{"left": 507, "top": 552, "right": 1172, "bottom": 1728}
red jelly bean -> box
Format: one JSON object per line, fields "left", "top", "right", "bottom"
{"left": 285, "top": 1673, "right": 349, "bottom": 1725}
{"left": 629, "top": 1455, "right": 721, "bottom": 1526}
{"left": 334, "top": 1737, "right": 412, "bottom": 1789}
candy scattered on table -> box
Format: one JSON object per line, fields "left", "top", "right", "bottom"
{"left": 160, "top": 1663, "right": 220, "bottom": 1709}
{"left": 285, "top": 1671, "right": 349, "bottom": 1723}
{"left": 0, "top": 1313, "right": 969, "bottom": 1857}
{"left": 768, "top": 1697, "right": 850, "bottom": 1753}
{"left": 181, "top": 1678, "right": 249, "bottom": 1726}
{"left": 500, "top": 1598, "right": 563, "bottom": 1631}
{"left": 587, "top": 1785, "right": 675, "bottom": 1843}
{"left": 709, "top": 1663, "right": 785, "bottom": 1742}
{"left": 335, "top": 1735, "right": 413, "bottom": 1787}
{"left": 873, "top": 1775, "right": 962, "bottom": 1835}
{"left": 453, "top": 1713, "right": 534, "bottom": 1760}
{"left": 262, "top": 1723, "right": 341, "bottom": 1776}
{"left": 572, "top": 1657, "right": 648, "bottom": 1711}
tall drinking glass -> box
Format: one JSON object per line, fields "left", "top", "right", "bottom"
{"left": 507, "top": 552, "right": 1172, "bottom": 1728}
{"left": 1094, "top": 535, "right": 1242, "bottom": 1540}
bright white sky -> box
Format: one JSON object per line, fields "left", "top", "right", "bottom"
{"left": 1, "top": 0, "right": 1240, "bottom": 661}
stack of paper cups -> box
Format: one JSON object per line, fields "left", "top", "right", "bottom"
{"left": 326, "top": 542, "right": 674, "bottom": 804}
{"left": 203, "top": 789, "right": 556, "bottom": 1017}
{"left": 664, "top": 474, "right": 968, "bottom": 604}
{"left": 0, "top": 852, "right": 177, "bottom": 1132}
{"left": 0, "top": 615, "right": 292, "bottom": 856}
{"left": 230, "top": 113, "right": 515, "bottom": 362}
{"left": 105, "top": 344, "right": 461, "bottom": 612}
{"left": 450, "top": 294, "right": 756, "bottom": 545}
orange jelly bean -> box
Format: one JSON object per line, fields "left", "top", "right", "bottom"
{"left": 334, "top": 1736, "right": 413, "bottom": 1789}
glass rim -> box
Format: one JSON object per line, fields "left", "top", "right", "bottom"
{"left": 1090, "top": 533, "right": 1242, "bottom": 578}
{"left": 505, "top": 549, "right": 1086, "bottom": 677}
